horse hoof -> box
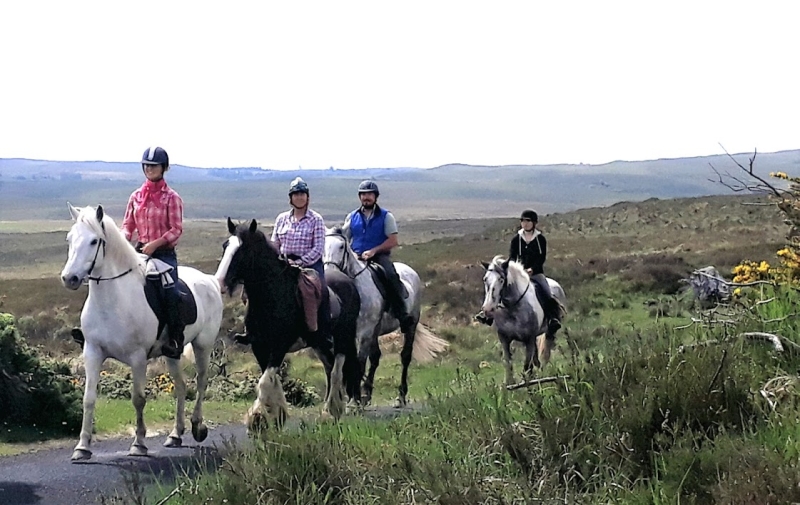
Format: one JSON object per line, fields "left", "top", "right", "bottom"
{"left": 392, "top": 397, "right": 407, "bottom": 409}
{"left": 346, "top": 399, "right": 362, "bottom": 415}
{"left": 192, "top": 422, "right": 208, "bottom": 443}
{"left": 319, "top": 411, "right": 337, "bottom": 423}
{"left": 129, "top": 444, "right": 148, "bottom": 457}
{"left": 163, "top": 436, "right": 182, "bottom": 448}
{"left": 246, "top": 411, "right": 268, "bottom": 434}
{"left": 71, "top": 448, "right": 92, "bottom": 462}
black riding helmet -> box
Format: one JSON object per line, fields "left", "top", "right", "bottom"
{"left": 141, "top": 146, "right": 169, "bottom": 170}
{"left": 357, "top": 180, "right": 380, "bottom": 197}
{"left": 520, "top": 209, "right": 538, "bottom": 222}
{"left": 288, "top": 177, "right": 309, "bottom": 195}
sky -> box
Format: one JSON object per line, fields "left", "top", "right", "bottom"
{"left": 1, "top": 1, "right": 798, "bottom": 170}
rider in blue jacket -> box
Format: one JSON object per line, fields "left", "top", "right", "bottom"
{"left": 341, "top": 180, "right": 414, "bottom": 333}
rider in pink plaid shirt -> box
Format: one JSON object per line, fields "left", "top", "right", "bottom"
{"left": 120, "top": 146, "right": 186, "bottom": 359}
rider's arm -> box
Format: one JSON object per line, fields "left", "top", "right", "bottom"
{"left": 508, "top": 236, "right": 519, "bottom": 263}
{"left": 121, "top": 192, "right": 138, "bottom": 242}
{"left": 363, "top": 212, "right": 398, "bottom": 257}
{"left": 341, "top": 213, "right": 353, "bottom": 240}
{"left": 300, "top": 214, "right": 325, "bottom": 266}
{"left": 270, "top": 214, "right": 282, "bottom": 250}
{"left": 160, "top": 192, "right": 183, "bottom": 248}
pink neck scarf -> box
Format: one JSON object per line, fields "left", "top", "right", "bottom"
{"left": 141, "top": 178, "right": 167, "bottom": 208}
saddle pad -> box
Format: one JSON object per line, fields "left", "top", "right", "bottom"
{"left": 368, "top": 263, "right": 409, "bottom": 300}
{"left": 143, "top": 276, "right": 198, "bottom": 332}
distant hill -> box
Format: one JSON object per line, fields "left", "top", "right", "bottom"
{"left": 1, "top": 150, "right": 798, "bottom": 222}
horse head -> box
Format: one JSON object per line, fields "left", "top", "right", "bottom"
{"left": 61, "top": 203, "right": 137, "bottom": 290}
{"left": 480, "top": 256, "right": 512, "bottom": 316}
{"left": 217, "top": 218, "right": 284, "bottom": 295}
{"left": 324, "top": 225, "right": 357, "bottom": 274}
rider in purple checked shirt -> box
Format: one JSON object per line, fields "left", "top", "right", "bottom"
{"left": 271, "top": 177, "right": 331, "bottom": 340}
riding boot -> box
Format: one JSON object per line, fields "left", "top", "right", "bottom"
{"left": 71, "top": 328, "right": 85, "bottom": 349}
{"left": 544, "top": 298, "right": 562, "bottom": 340}
{"left": 473, "top": 311, "right": 494, "bottom": 326}
{"left": 161, "top": 287, "right": 185, "bottom": 359}
{"left": 374, "top": 253, "right": 414, "bottom": 333}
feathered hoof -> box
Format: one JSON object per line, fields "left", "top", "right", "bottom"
{"left": 392, "top": 396, "right": 408, "bottom": 409}
{"left": 71, "top": 448, "right": 92, "bottom": 462}
{"left": 129, "top": 443, "right": 148, "bottom": 457}
{"left": 319, "top": 411, "right": 337, "bottom": 424}
{"left": 192, "top": 421, "right": 209, "bottom": 442}
{"left": 163, "top": 435, "right": 182, "bottom": 448}
{"left": 346, "top": 399, "right": 363, "bottom": 415}
{"left": 246, "top": 409, "right": 268, "bottom": 434}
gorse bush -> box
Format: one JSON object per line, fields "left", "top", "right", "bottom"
{"left": 0, "top": 313, "right": 82, "bottom": 434}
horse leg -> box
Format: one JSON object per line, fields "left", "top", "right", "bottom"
{"left": 323, "top": 354, "right": 346, "bottom": 421}
{"left": 189, "top": 342, "right": 211, "bottom": 443}
{"left": 311, "top": 345, "right": 336, "bottom": 418}
{"left": 500, "top": 336, "right": 514, "bottom": 386}
{"left": 72, "top": 347, "right": 104, "bottom": 462}
{"left": 394, "top": 322, "right": 417, "bottom": 408}
{"left": 163, "top": 355, "right": 186, "bottom": 448}
{"left": 524, "top": 338, "right": 540, "bottom": 380}
{"left": 129, "top": 356, "right": 149, "bottom": 456}
{"left": 246, "top": 365, "right": 289, "bottom": 433}
{"left": 363, "top": 340, "right": 381, "bottom": 406}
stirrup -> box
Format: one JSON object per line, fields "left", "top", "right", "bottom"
{"left": 162, "top": 340, "right": 182, "bottom": 359}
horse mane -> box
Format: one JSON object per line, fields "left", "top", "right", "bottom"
{"left": 77, "top": 205, "right": 141, "bottom": 272}
{"left": 234, "top": 223, "right": 285, "bottom": 271}
{"left": 490, "top": 255, "right": 530, "bottom": 287}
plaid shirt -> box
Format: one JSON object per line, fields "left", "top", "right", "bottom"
{"left": 270, "top": 208, "right": 325, "bottom": 266}
{"left": 121, "top": 183, "right": 183, "bottom": 247}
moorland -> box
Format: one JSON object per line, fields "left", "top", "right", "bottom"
{"left": 2, "top": 179, "right": 800, "bottom": 502}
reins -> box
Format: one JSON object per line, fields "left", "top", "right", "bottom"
{"left": 85, "top": 238, "right": 134, "bottom": 284}
{"left": 324, "top": 233, "right": 370, "bottom": 278}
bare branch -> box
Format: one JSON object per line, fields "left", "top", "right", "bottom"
{"left": 506, "top": 375, "right": 571, "bottom": 391}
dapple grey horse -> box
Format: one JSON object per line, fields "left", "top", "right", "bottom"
{"left": 324, "top": 228, "right": 448, "bottom": 407}
{"left": 481, "top": 255, "right": 566, "bottom": 385}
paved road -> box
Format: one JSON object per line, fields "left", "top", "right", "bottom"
{"left": 0, "top": 423, "right": 248, "bottom": 505}
{"left": 0, "top": 405, "right": 419, "bottom": 505}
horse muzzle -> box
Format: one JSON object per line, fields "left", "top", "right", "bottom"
{"left": 61, "top": 274, "right": 85, "bottom": 290}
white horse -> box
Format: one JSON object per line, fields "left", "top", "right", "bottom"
{"left": 60, "top": 203, "right": 223, "bottom": 462}
{"left": 481, "top": 256, "right": 566, "bottom": 385}
{"left": 324, "top": 228, "right": 448, "bottom": 407}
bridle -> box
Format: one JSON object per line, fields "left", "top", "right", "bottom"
{"left": 324, "top": 233, "right": 369, "bottom": 278}
{"left": 84, "top": 233, "right": 134, "bottom": 284}
{"left": 489, "top": 267, "right": 530, "bottom": 310}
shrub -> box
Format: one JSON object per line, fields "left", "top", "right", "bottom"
{"left": 0, "top": 313, "right": 82, "bottom": 434}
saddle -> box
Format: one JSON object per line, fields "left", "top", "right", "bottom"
{"left": 531, "top": 280, "right": 559, "bottom": 321}
{"left": 296, "top": 267, "right": 323, "bottom": 332}
{"left": 142, "top": 258, "right": 197, "bottom": 339}
{"left": 366, "top": 262, "right": 408, "bottom": 302}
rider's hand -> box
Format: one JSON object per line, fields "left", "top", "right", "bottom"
{"left": 361, "top": 249, "right": 375, "bottom": 261}
{"left": 526, "top": 268, "right": 533, "bottom": 275}
{"left": 141, "top": 241, "right": 158, "bottom": 256}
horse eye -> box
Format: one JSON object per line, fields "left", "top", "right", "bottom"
{"left": 90, "top": 239, "right": 98, "bottom": 246}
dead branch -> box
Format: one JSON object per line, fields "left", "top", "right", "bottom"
{"left": 677, "top": 332, "right": 789, "bottom": 353}
{"left": 506, "top": 375, "right": 571, "bottom": 391}
{"left": 707, "top": 349, "right": 727, "bottom": 395}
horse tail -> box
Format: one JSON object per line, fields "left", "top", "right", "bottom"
{"left": 412, "top": 324, "right": 449, "bottom": 364}
{"left": 537, "top": 334, "right": 555, "bottom": 367}
{"left": 182, "top": 343, "right": 196, "bottom": 362}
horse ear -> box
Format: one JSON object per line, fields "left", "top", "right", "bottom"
{"left": 501, "top": 259, "right": 510, "bottom": 270}
{"left": 96, "top": 205, "right": 104, "bottom": 223}
{"left": 227, "top": 217, "right": 236, "bottom": 235}
{"left": 249, "top": 219, "right": 258, "bottom": 233}
{"left": 67, "top": 202, "right": 80, "bottom": 221}
{"left": 480, "top": 260, "right": 490, "bottom": 270}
